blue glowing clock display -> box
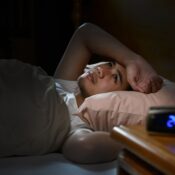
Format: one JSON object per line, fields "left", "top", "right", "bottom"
{"left": 146, "top": 107, "right": 175, "bottom": 133}
{"left": 166, "top": 115, "right": 175, "bottom": 128}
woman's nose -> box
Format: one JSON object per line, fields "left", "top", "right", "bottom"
{"left": 96, "top": 66, "right": 105, "bottom": 78}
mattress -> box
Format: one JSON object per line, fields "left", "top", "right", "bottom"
{"left": 0, "top": 153, "right": 117, "bottom": 175}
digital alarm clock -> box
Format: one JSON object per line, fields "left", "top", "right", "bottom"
{"left": 146, "top": 106, "right": 175, "bottom": 134}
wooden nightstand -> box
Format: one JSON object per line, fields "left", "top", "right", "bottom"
{"left": 110, "top": 125, "right": 175, "bottom": 175}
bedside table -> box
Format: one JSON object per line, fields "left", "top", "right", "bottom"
{"left": 110, "top": 125, "right": 175, "bottom": 175}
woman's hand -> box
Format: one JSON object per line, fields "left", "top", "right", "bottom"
{"left": 126, "top": 56, "right": 163, "bottom": 93}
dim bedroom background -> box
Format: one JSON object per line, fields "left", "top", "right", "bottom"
{"left": 0, "top": 0, "right": 175, "bottom": 175}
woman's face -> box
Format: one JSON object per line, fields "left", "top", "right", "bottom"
{"left": 77, "top": 61, "right": 130, "bottom": 97}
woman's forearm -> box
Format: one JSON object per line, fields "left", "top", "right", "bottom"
{"left": 78, "top": 23, "right": 141, "bottom": 66}
{"left": 62, "top": 129, "right": 122, "bottom": 164}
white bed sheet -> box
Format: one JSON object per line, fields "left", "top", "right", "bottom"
{"left": 0, "top": 153, "right": 117, "bottom": 175}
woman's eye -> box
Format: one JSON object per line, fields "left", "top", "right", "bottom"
{"left": 113, "top": 74, "right": 118, "bottom": 82}
{"left": 113, "top": 72, "right": 121, "bottom": 83}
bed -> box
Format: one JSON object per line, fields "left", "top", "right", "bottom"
{"left": 0, "top": 153, "right": 117, "bottom": 175}
{"left": 0, "top": 59, "right": 175, "bottom": 175}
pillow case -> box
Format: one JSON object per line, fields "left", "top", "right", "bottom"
{"left": 77, "top": 78, "right": 175, "bottom": 132}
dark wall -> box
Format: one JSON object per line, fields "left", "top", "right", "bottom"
{"left": 0, "top": 0, "right": 75, "bottom": 75}
{"left": 1, "top": 0, "right": 175, "bottom": 80}
{"left": 35, "top": 0, "right": 75, "bottom": 75}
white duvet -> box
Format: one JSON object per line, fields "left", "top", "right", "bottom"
{"left": 0, "top": 59, "right": 70, "bottom": 157}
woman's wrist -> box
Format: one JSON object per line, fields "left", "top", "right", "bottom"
{"left": 130, "top": 54, "right": 145, "bottom": 64}
{"left": 119, "top": 53, "right": 143, "bottom": 67}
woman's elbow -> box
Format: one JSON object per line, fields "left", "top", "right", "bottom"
{"left": 61, "top": 133, "right": 118, "bottom": 164}
{"left": 62, "top": 135, "right": 97, "bottom": 164}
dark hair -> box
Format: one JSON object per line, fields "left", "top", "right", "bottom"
{"left": 127, "top": 85, "right": 133, "bottom": 91}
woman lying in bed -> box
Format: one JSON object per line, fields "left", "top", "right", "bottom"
{"left": 0, "top": 22, "right": 163, "bottom": 164}
{"left": 54, "top": 22, "right": 163, "bottom": 164}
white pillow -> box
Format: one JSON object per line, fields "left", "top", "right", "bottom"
{"left": 77, "top": 78, "right": 175, "bottom": 132}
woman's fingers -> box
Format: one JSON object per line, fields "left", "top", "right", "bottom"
{"left": 129, "top": 75, "right": 163, "bottom": 93}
